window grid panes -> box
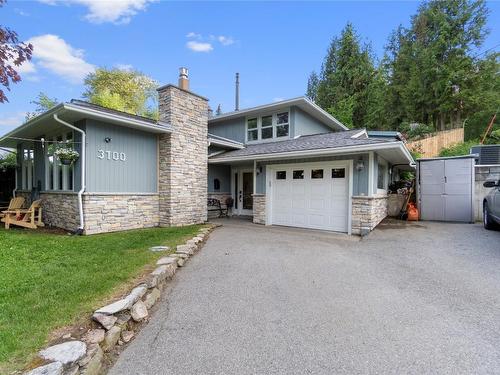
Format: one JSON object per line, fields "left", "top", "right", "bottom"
{"left": 311, "top": 169, "right": 324, "bottom": 179}
{"left": 293, "top": 170, "right": 304, "bottom": 179}
{"left": 332, "top": 168, "right": 345, "bottom": 178}
{"left": 246, "top": 111, "right": 290, "bottom": 142}
{"left": 276, "top": 171, "right": 287, "bottom": 180}
{"left": 247, "top": 118, "right": 258, "bottom": 141}
{"left": 276, "top": 112, "right": 289, "bottom": 138}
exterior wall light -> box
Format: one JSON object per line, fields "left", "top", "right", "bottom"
{"left": 356, "top": 159, "right": 365, "bottom": 171}
{"left": 104, "top": 137, "right": 112, "bottom": 143}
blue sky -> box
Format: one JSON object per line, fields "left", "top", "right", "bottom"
{"left": 1, "top": 0, "right": 499, "bottom": 135}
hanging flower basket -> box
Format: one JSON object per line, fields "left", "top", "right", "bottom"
{"left": 54, "top": 148, "right": 79, "bottom": 165}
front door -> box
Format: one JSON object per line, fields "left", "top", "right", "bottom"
{"left": 235, "top": 170, "right": 253, "bottom": 215}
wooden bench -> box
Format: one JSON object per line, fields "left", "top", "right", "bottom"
{"left": 207, "top": 198, "right": 228, "bottom": 218}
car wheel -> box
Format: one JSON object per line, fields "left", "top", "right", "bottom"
{"left": 484, "top": 203, "right": 494, "bottom": 230}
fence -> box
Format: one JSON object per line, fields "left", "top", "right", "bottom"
{"left": 407, "top": 128, "right": 464, "bottom": 158}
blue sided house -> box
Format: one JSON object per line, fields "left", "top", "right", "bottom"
{"left": 0, "top": 68, "right": 414, "bottom": 235}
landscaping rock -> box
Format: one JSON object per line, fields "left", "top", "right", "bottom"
{"left": 64, "top": 365, "right": 79, "bottom": 375}
{"left": 94, "top": 298, "right": 129, "bottom": 315}
{"left": 94, "top": 285, "right": 146, "bottom": 316}
{"left": 78, "top": 344, "right": 99, "bottom": 367}
{"left": 92, "top": 313, "right": 117, "bottom": 330}
{"left": 144, "top": 288, "right": 161, "bottom": 309}
{"left": 149, "top": 245, "right": 170, "bottom": 252}
{"left": 82, "top": 329, "right": 105, "bottom": 344}
{"left": 176, "top": 244, "right": 194, "bottom": 255}
{"left": 25, "top": 362, "right": 63, "bottom": 375}
{"left": 79, "top": 344, "right": 103, "bottom": 375}
{"left": 121, "top": 330, "right": 134, "bottom": 343}
{"left": 169, "top": 253, "right": 188, "bottom": 259}
{"left": 102, "top": 326, "right": 121, "bottom": 352}
{"left": 131, "top": 301, "right": 148, "bottom": 322}
{"left": 125, "top": 285, "right": 147, "bottom": 305}
{"left": 39, "top": 341, "right": 86, "bottom": 366}
{"left": 177, "top": 258, "right": 186, "bottom": 267}
{"left": 115, "top": 311, "right": 132, "bottom": 327}
{"left": 156, "top": 257, "right": 177, "bottom": 266}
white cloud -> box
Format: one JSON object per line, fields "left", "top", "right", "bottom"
{"left": 186, "top": 41, "right": 213, "bottom": 53}
{"left": 0, "top": 112, "right": 26, "bottom": 127}
{"left": 114, "top": 63, "right": 134, "bottom": 72}
{"left": 14, "top": 8, "right": 30, "bottom": 16}
{"left": 27, "top": 34, "right": 95, "bottom": 83}
{"left": 186, "top": 32, "right": 202, "bottom": 39}
{"left": 185, "top": 33, "right": 236, "bottom": 52}
{"left": 37, "top": 0, "right": 156, "bottom": 24}
{"left": 8, "top": 58, "right": 37, "bottom": 74}
{"left": 217, "top": 35, "right": 234, "bottom": 46}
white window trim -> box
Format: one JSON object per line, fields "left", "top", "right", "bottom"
{"left": 377, "top": 157, "right": 389, "bottom": 195}
{"left": 245, "top": 109, "right": 290, "bottom": 143}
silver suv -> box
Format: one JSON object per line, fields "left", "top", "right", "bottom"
{"left": 483, "top": 179, "right": 500, "bottom": 229}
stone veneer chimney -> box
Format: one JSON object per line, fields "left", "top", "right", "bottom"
{"left": 157, "top": 70, "right": 208, "bottom": 226}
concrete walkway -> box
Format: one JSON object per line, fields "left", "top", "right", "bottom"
{"left": 109, "top": 219, "right": 500, "bottom": 374}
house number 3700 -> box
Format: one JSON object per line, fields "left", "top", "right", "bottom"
{"left": 97, "top": 150, "right": 127, "bottom": 161}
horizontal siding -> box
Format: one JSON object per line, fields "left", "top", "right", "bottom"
{"left": 85, "top": 120, "right": 157, "bottom": 193}
{"left": 208, "top": 164, "right": 231, "bottom": 193}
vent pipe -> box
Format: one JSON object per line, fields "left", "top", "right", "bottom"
{"left": 178, "top": 67, "right": 189, "bottom": 91}
{"left": 235, "top": 72, "right": 239, "bottom": 111}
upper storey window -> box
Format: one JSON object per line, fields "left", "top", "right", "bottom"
{"left": 246, "top": 111, "right": 289, "bottom": 142}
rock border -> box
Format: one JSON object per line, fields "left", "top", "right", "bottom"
{"left": 25, "top": 225, "right": 217, "bottom": 375}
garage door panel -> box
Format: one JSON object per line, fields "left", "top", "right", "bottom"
{"left": 271, "top": 163, "right": 349, "bottom": 233}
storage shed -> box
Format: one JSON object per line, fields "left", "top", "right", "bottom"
{"left": 416, "top": 155, "right": 475, "bottom": 223}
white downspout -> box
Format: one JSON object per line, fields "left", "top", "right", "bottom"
{"left": 53, "top": 114, "right": 86, "bottom": 233}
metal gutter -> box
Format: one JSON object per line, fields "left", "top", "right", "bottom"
{"left": 53, "top": 114, "right": 86, "bottom": 234}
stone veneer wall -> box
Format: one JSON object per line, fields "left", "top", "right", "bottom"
{"left": 252, "top": 194, "right": 266, "bottom": 224}
{"left": 40, "top": 192, "right": 79, "bottom": 231}
{"left": 158, "top": 85, "right": 208, "bottom": 226}
{"left": 83, "top": 194, "right": 159, "bottom": 235}
{"left": 351, "top": 196, "right": 388, "bottom": 235}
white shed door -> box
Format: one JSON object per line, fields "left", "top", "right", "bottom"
{"left": 271, "top": 163, "right": 349, "bottom": 232}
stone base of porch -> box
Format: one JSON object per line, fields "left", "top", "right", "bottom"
{"left": 351, "top": 195, "right": 388, "bottom": 235}
{"left": 252, "top": 194, "right": 266, "bottom": 224}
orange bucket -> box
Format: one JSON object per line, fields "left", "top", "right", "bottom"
{"left": 407, "top": 203, "right": 419, "bottom": 221}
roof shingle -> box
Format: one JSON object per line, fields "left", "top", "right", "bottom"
{"left": 209, "top": 130, "right": 392, "bottom": 159}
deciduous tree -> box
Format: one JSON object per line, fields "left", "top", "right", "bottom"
{"left": 0, "top": 0, "right": 33, "bottom": 103}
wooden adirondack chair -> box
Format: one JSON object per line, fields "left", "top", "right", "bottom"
{"left": 2, "top": 199, "right": 44, "bottom": 229}
{"left": 0, "top": 197, "right": 25, "bottom": 220}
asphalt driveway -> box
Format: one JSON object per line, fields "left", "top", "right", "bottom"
{"left": 110, "top": 219, "right": 500, "bottom": 375}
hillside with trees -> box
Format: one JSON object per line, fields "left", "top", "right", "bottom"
{"left": 306, "top": 0, "right": 499, "bottom": 148}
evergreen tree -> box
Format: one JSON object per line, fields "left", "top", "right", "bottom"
{"left": 306, "top": 71, "right": 319, "bottom": 101}
{"left": 308, "top": 23, "right": 376, "bottom": 128}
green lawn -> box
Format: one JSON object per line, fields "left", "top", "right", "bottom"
{"left": 0, "top": 224, "right": 203, "bottom": 373}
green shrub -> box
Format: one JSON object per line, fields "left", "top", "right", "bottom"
{"left": 439, "top": 140, "right": 480, "bottom": 157}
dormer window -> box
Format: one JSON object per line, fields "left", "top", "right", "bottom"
{"left": 246, "top": 110, "right": 290, "bottom": 142}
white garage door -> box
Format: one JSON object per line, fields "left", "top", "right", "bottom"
{"left": 270, "top": 162, "right": 350, "bottom": 232}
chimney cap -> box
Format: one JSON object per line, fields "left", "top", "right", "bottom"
{"left": 179, "top": 67, "right": 189, "bottom": 78}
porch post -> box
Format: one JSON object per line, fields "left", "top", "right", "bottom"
{"left": 253, "top": 160, "right": 257, "bottom": 194}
